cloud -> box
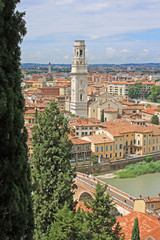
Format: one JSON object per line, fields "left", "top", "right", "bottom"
{"left": 64, "top": 54, "right": 70, "bottom": 60}
{"left": 30, "top": 51, "right": 42, "bottom": 58}
{"left": 106, "top": 47, "right": 116, "bottom": 59}
{"left": 17, "top": 0, "right": 160, "bottom": 63}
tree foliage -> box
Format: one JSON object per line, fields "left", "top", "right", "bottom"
{"left": 101, "top": 109, "right": 104, "bottom": 122}
{"left": 84, "top": 183, "right": 124, "bottom": 240}
{"left": 48, "top": 203, "right": 86, "bottom": 240}
{"left": 32, "top": 101, "right": 76, "bottom": 239}
{"left": 0, "top": 1, "right": 33, "bottom": 239}
{"left": 151, "top": 115, "right": 159, "bottom": 125}
{"left": 128, "top": 83, "right": 142, "bottom": 99}
{"left": 147, "top": 86, "right": 160, "bottom": 102}
{"left": 131, "top": 218, "right": 140, "bottom": 240}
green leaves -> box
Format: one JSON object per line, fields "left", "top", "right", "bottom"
{"left": 84, "top": 183, "right": 124, "bottom": 240}
{"left": 32, "top": 101, "right": 76, "bottom": 239}
{"left": 131, "top": 218, "right": 140, "bottom": 240}
{"left": 0, "top": 1, "right": 33, "bottom": 239}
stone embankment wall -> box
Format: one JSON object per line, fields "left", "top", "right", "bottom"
{"left": 76, "top": 153, "right": 160, "bottom": 174}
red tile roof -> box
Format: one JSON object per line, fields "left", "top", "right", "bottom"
{"left": 118, "top": 211, "right": 160, "bottom": 240}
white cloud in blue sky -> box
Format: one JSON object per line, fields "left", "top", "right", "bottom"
{"left": 17, "top": 0, "right": 160, "bottom": 64}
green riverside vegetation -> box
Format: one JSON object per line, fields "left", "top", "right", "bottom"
{"left": 115, "top": 160, "right": 160, "bottom": 178}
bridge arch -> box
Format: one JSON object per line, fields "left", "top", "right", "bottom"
{"left": 79, "top": 192, "right": 93, "bottom": 202}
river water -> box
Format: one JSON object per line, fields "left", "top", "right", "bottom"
{"left": 100, "top": 172, "right": 160, "bottom": 198}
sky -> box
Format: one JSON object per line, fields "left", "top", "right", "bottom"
{"left": 17, "top": 0, "right": 160, "bottom": 64}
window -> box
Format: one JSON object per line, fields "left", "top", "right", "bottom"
{"left": 131, "top": 140, "right": 132, "bottom": 146}
{"left": 76, "top": 132, "right": 79, "bottom": 136}
{"left": 101, "top": 146, "right": 103, "bottom": 152}
{"left": 144, "top": 140, "right": 146, "bottom": 146}
{"left": 153, "top": 146, "right": 155, "bottom": 151}
{"left": 134, "top": 140, "right": 136, "bottom": 144}
{"left": 126, "top": 135, "right": 129, "bottom": 137}
{"left": 156, "top": 146, "right": 158, "bottom": 150}
{"left": 86, "top": 145, "right": 90, "bottom": 150}
{"left": 153, "top": 139, "right": 155, "bottom": 144}
{"left": 90, "top": 132, "right": 92, "bottom": 135}
{"left": 156, "top": 138, "right": 158, "bottom": 143}
{"left": 120, "top": 152, "right": 122, "bottom": 157}
{"left": 151, "top": 204, "right": 155, "bottom": 210}
{"left": 116, "top": 144, "right": 118, "bottom": 150}
{"left": 76, "top": 127, "right": 79, "bottom": 130}
{"left": 144, "top": 135, "right": 146, "bottom": 137}
{"left": 120, "top": 144, "right": 123, "bottom": 149}
{"left": 78, "top": 146, "right": 81, "bottom": 151}
{"left": 110, "top": 145, "right": 112, "bottom": 151}
{"left": 138, "top": 140, "right": 140, "bottom": 145}
{"left": 149, "top": 147, "right": 150, "bottom": 152}
{"left": 149, "top": 139, "right": 151, "bottom": 144}
{"left": 110, "top": 153, "right": 112, "bottom": 158}
{"left": 106, "top": 154, "right": 108, "bottom": 158}
{"left": 120, "top": 138, "right": 122, "bottom": 141}
{"left": 144, "top": 148, "right": 145, "bottom": 153}
{"left": 106, "top": 146, "right": 108, "bottom": 151}
{"left": 80, "top": 94, "right": 83, "bottom": 101}
{"left": 126, "top": 141, "right": 128, "bottom": 146}
{"left": 80, "top": 49, "right": 82, "bottom": 56}
{"left": 96, "top": 147, "right": 99, "bottom": 152}
{"left": 90, "top": 127, "right": 93, "bottom": 130}
{"left": 116, "top": 138, "right": 118, "bottom": 141}
{"left": 115, "top": 153, "right": 117, "bottom": 157}
{"left": 85, "top": 127, "right": 88, "bottom": 130}
{"left": 96, "top": 127, "right": 98, "bottom": 129}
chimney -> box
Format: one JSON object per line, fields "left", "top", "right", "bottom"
{"left": 158, "top": 193, "right": 160, "bottom": 197}
{"left": 139, "top": 195, "right": 142, "bottom": 199}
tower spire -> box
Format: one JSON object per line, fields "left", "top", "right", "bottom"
{"left": 70, "top": 40, "right": 88, "bottom": 117}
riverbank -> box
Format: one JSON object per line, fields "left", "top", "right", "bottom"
{"left": 96, "top": 172, "right": 116, "bottom": 179}
{"left": 96, "top": 160, "right": 160, "bottom": 179}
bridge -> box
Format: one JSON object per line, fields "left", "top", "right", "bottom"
{"left": 74, "top": 172, "right": 135, "bottom": 216}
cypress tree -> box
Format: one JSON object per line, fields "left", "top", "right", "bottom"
{"left": 35, "top": 107, "right": 38, "bottom": 124}
{"left": 0, "top": 1, "right": 34, "bottom": 239}
{"left": 131, "top": 218, "right": 140, "bottom": 240}
{"left": 48, "top": 202, "right": 85, "bottom": 240}
{"left": 32, "top": 101, "right": 76, "bottom": 239}
{"left": 85, "top": 183, "right": 123, "bottom": 240}
{"left": 101, "top": 109, "right": 104, "bottom": 122}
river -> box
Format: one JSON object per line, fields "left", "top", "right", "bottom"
{"left": 99, "top": 172, "right": 160, "bottom": 198}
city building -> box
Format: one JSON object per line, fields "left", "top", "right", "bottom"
{"left": 70, "top": 138, "right": 92, "bottom": 166}
{"left": 70, "top": 40, "right": 88, "bottom": 117}
{"left": 134, "top": 194, "right": 160, "bottom": 216}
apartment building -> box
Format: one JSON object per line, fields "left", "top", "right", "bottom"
{"left": 134, "top": 194, "right": 160, "bottom": 216}
{"left": 70, "top": 138, "right": 92, "bottom": 166}
{"left": 82, "top": 120, "right": 160, "bottom": 161}
{"left": 107, "top": 81, "right": 154, "bottom": 98}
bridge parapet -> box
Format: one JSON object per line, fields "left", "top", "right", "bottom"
{"left": 75, "top": 172, "right": 135, "bottom": 214}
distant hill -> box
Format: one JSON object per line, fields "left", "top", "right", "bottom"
{"left": 21, "top": 63, "right": 160, "bottom": 67}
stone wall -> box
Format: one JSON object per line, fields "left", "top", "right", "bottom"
{"left": 76, "top": 153, "right": 160, "bottom": 174}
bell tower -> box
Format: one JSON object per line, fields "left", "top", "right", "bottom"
{"left": 70, "top": 40, "right": 88, "bottom": 117}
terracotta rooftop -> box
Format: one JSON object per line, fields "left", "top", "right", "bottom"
{"left": 118, "top": 211, "right": 160, "bottom": 240}
{"left": 82, "top": 133, "right": 114, "bottom": 144}
{"left": 70, "top": 138, "right": 91, "bottom": 145}
{"left": 142, "top": 107, "right": 158, "bottom": 115}
{"left": 99, "top": 120, "right": 160, "bottom": 136}
{"left": 104, "top": 107, "right": 118, "bottom": 113}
